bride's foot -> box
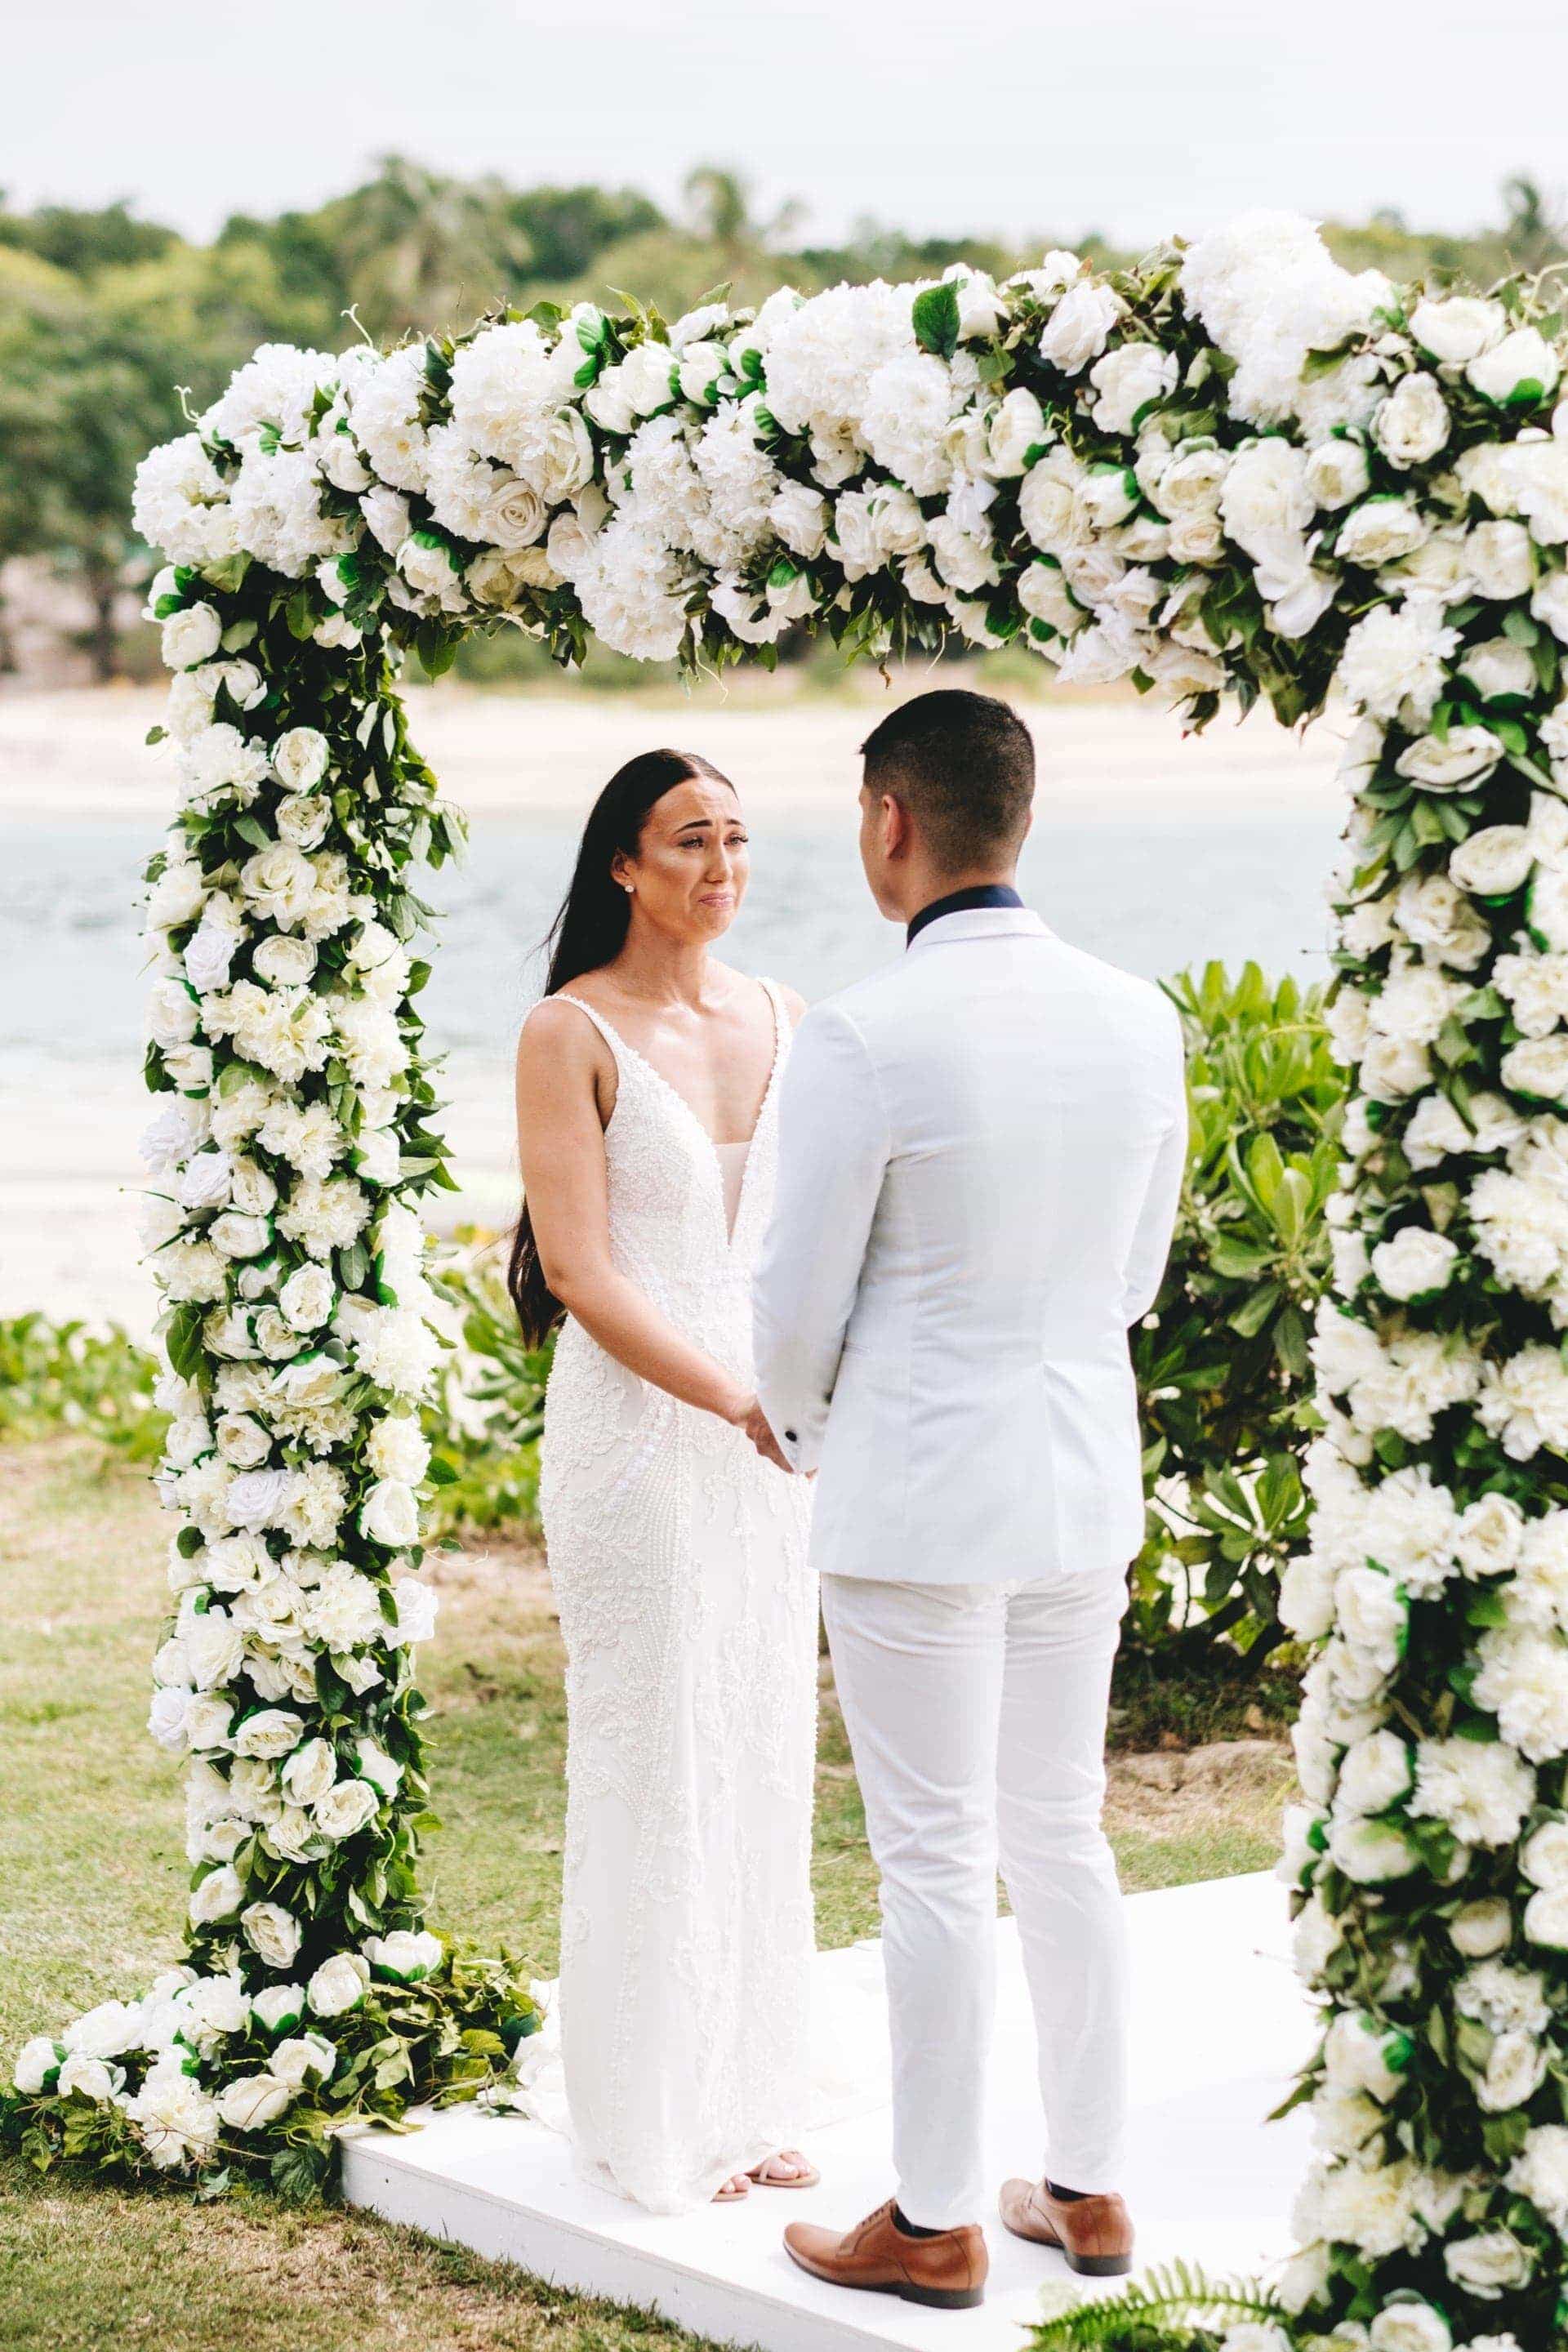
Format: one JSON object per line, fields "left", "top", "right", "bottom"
{"left": 714, "top": 2172, "right": 751, "bottom": 2202}
{"left": 748, "top": 2149, "right": 820, "bottom": 2189}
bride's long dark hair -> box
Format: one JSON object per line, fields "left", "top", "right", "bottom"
{"left": 507, "top": 747, "right": 737, "bottom": 1347}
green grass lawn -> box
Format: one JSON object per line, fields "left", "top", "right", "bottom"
{"left": 0, "top": 1439, "right": 1292, "bottom": 2351}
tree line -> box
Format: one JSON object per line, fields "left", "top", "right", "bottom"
{"left": 0, "top": 159, "right": 1560, "bottom": 678}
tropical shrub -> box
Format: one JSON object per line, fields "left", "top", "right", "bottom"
{"left": 1130, "top": 961, "right": 1343, "bottom": 1664}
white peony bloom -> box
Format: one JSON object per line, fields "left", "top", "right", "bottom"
{"left": 1306, "top": 438, "right": 1371, "bottom": 510}
{"left": 216, "top": 2072, "right": 293, "bottom": 2132}
{"left": 1394, "top": 725, "right": 1503, "bottom": 793}
{"left": 271, "top": 727, "right": 330, "bottom": 795}
{"left": 1410, "top": 1735, "right": 1535, "bottom": 1846}
{"left": 1468, "top": 519, "right": 1536, "bottom": 599}
{"left": 1473, "top": 1625, "right": 1568, "bottom": 1762}
{"left": 1337, "top": 601, "right": 1458, "bottom": 723}
{"left": 1462, "top": 636, "right": 1537, "bottom": 705}
{"left": 125, "top": 2064, "right": 220, "bottom": 2169}
{"left": 1507, "top": 2121, "right": 1568, "bottom": 2230}
{"left": 1336, "top": 1728, "right": 1414, "bottom": 1816}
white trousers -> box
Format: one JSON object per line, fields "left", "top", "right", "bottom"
{"left": 820, "top": 1568, "right": 1129, "bottom": 2230}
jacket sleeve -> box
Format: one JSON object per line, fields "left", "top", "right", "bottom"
{"left": 1122, "top": 1005, "right": 1190, "bottom": 1325}
{"left": 753, "top": 1002, "right": 890, "bottom": 1474}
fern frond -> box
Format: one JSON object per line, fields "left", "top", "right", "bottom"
{"left": 1029, "top": 2260, "right": 1288, "bottom": 2350}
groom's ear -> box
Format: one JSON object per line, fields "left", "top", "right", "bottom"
{"left": 880, "top": 792, "right": 911, "bottom": 860}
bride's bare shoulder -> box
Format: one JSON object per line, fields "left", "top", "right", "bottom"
{"left": 772, "top": 981, "right": 808, "bottom": 1030}
{"left": 515, "top": 987, "right": 617, "bottom": 1083}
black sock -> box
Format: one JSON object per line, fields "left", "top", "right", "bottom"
{"left": 1046, "top": 2179, "right": 1088, "bottom": 2203}
{"left": 892, "top": 2205, "right": 943, "bottom": 2238}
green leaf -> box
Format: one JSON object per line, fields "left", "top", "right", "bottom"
{"left": 911, "top": 280, "right": 961, "bottom": 362}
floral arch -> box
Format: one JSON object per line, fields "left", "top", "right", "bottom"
{"left": 9, "top": 209, "right": 1568, "bottom": 2345}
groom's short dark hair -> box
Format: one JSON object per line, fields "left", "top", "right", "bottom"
{"left": 860, "top": 689, "right": 1035, "bottom": 872}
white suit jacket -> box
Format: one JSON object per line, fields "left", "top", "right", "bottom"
{"left": 753, "top": 906, "right": 1187, "bottom": 1585}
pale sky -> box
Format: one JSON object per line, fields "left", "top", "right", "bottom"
{"left": 7, "top": 0, "right": 1567, "bottom": 253}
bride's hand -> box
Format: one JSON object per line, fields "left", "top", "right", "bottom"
{"left": 724, "top": 1390, "right": 795, "bottom": 1473}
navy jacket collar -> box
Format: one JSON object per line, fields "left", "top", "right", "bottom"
{"left": 906, "top": 883, "right": 1024, "bottom": 948}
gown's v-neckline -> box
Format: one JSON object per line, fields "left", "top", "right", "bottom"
{"left": 554, "top": 979, "right": 786, "bottom": 1253}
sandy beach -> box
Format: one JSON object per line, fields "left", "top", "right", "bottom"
{"left": 0, "top": 680, "right": 1348, "bottom": 1338}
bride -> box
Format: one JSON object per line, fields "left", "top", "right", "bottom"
{"left": 510, "top": 747, "right": 819, "bottom": 2212}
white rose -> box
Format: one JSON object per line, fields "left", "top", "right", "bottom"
{"left": 216, "top": 2072, "right": 293, "bottom": 2132}
{"left": 1410, "top": 295, "right": 1507, "bottom": 367}
{"left": 12, "top": 2036, "right": 64, "bottom": 2094}
{"left": 486, "top": 476, "right": 546, "bottom": 551}
{"left": 230, "top": 1708, "right": 305, "bottom": 1761}
{"left": 1444, "top": 2227, "right": 1534, "bottom": 2296}
{"left": 1450, "top": 824, "right": 1533, "bottom": 897}
{"left": 1338, "top": 499, "right": 1430, "bottom": 567}
{"left": 270, "top": 728, "right": 330, "bottom": 795}
{"left": 278, "top": 1262, "right": 335, "bottom": 1332}
{"left": 1468, "top": 327, "right": 1561, "bottom": 407}
{"left": 271, "top": 2031, "right": 336, "bottom": 2087}
{"left": 534, "top": 408, "right": 595, "bottom": 503}
{"left": 984, "top": 387, "right": 1047, "bottom": 477}
{"left": 356, "top": 1737, "right": 403, "bottom": 1797}
{"left": 1086, "top": 342, "right": 1178, "bottom": 436}
{"left": 390, "top": 1576, "right": 439, "bottom": 1646}
{"left": 62, "top": 1997, "right": 143, "bottom": 2060}
{"left": 1502, "top": 1035, "right": 1568, "bottom": 1104}
{"left": 314, "top": 1778, "right": 381, "bottom": 1841}
{"left": 1450, "top": 1897, "right": 1513, "bottom": 1957}
{"left": 1468, "top": 519, "right": 1536, "bottom": 600}
{"left": 185, "top": 1609, "right": 244, "bottom": 1690}
{"left": 1037, "top": 280, "right": 1121, "bottom": 374}
{"left": 241, "top": 1900, "right": 301, "bottom": 1969}
{"left": 1532, "top": 570, "right": 1568, "bottom": 646}
{"left": 251, "top": 1982, "right": 305, "bottom": 2035}
{"left": 1463, "top": 637, "right": 1537, "bottom": 704}
{"left": 1219, "top": 439, "right": 1312, "bottom": 563}
{"left": 1337, "top": 1728, "right": 1414, "bottom": 1815}
{"left": 306, "top": 1952, "right": 371, "bottom": 2017}
{"left": 363, "top": 1927, "right": 443, "bottom": 1982}
{"left": 241, "top": 841, "right": 317, "bottom": 930}
{"left": 162, "top": 603, "right": 222, "bottom": 670}
{"left": 214, "top": 1413, "right": 270, "bottom": 1470}
{"left": 252, "top": 936, "right": 319, "bottom": 991}
{"left": 365, "top": 1414, "right": 430, "bottom": 1484}
{"left": 1394, "top": 725, "right": 1503, "bottom": 792}
{"left": 1305, "top": 438, "right": 1371, "bottom": 510}
{"left": 57, "top": 2053, "right": 122, "bottom": 2103}
{"left": 281, "top": 1737, "right": 338, "bottom": 1807}
{"left": 1368, "top": 2304, "right": 1452, "bottom": 2352}
{"left": 1521, "top": 1819, "right": 1568, "bottom": 1887}
{"left": 189, "top": 1864, "right": 244, "bottom": 1925}
{"left": 207, "top": 1210, "right": 270, "bottom": 1261}
{"left": 1328, "top": 1815, "right": 1419, "bottom": 1883}
{"left": 359, "top": 1477, "right": 420, "bottom": 1549}
{"left": 1372, "top": 373, "right": 1450, "bottom": 469}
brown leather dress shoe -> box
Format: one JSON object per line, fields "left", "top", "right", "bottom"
{"left": 998, "top": 2176, "right": 1134, "bottom": 2276}
{"left": 784, "top": 2199, "right": 988, "bottom": 2310}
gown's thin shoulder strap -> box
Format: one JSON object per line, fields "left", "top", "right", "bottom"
{"left": 535, "top": 991, "right": 627, "bottom": 1072}
{"left": 757, "top": 975, "right": 789, "bottom": 1049}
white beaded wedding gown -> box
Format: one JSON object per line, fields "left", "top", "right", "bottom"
{"left": 531, "top": 978, "right": 821, "bottom": 2212}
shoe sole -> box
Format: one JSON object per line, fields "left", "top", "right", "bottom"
{"left": 784, "top": 2247, "right": 984, "bottom": 2310}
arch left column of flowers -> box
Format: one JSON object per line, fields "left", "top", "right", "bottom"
{"left": 2, "top": 547, "right": 539, "bottom": 2193}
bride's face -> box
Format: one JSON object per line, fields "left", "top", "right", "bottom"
{"left": 614, "top": 779, "right": 750, "bottom": 942}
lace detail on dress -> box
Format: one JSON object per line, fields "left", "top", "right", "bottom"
{"left": 531, "top": 978, "right": 818, "bottom": 2212}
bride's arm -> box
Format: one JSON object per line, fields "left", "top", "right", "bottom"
{"left": 514, "top": 1001, "right": 753, "bottom": 1426}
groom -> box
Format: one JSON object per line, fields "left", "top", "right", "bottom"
{"left": 751, "top": 688, "right": 1186, "bottom": 2305}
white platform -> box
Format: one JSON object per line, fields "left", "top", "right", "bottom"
{"left": 343, "top": 1874, "right": 1312, "bottom": 2352}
